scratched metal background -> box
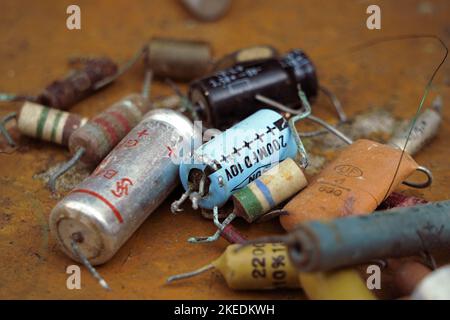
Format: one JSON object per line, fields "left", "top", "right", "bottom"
{"left": 0, "top": 0, "right": 449, "bottom": 299}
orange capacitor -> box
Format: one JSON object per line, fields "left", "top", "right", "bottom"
{"left": 280, "top": 139, "right": 421, "bottom": 230}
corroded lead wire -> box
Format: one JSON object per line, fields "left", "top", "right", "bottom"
{"left": 167, "top": 264, "right": 215, "bottom": 283}
{"left": 171, "top": 188, "right": 192, "bottom": 213}
{"left": 188, "top": 206, "right": 237, "bottom": 243}
{"left": 48, "top": 148, "right": 85, "bottom": 193}
{"left": 71, "top": 233, "right": 111, "bottom": 291}
{"left": 0, "top": 112, "right": 18, "bottom": 147}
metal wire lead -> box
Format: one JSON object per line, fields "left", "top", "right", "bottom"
{"left": 48, "top": 147, "right": 85, "bottom": 193}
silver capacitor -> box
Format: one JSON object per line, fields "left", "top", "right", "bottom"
{"left": 389, "top": 96, "right": 442, "bottom": 155}
{"left": 49, "top": 109, "right": 196, "bottom": 265}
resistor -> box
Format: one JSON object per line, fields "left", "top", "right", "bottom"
{"left": 145, "top": 37, "right": 212, "bottom": 81}
{"left": 167, "top": 243, "right": 301, "bottom": 290}
{"left": 48, "top": 70, "right": 153, "bottom": 192}
{"left": 188, "top": 157, "right": 308, "bottom": 243}
{"left": 279, "top": 200, "right": 450, "bottom": 272}
{"left": 0, "top": 102, "right": 87, "bottom": 147}
{"left": 213, "top": 45, "right": 279, "bottom": 71}
{"left": 0, "top": 57, "right": 118, "bottom": 110}
{"left": 388, "top": 96, "right": 443, "bottom": 156}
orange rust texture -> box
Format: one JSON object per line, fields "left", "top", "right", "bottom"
{"left": 0, "top": 0, "right": 449, "bottom": 299}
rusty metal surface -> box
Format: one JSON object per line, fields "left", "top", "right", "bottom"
{"left": 0, "top": 0, "right": 449, "bottom": 299}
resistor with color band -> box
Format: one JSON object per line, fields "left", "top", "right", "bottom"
{"left": 0, "top": 57, "right": 118, "bottom": 110}
{"left": 48, "top": 71, "right": 153, "bottom": 192}
{"left": 188, "top": 157, "right": 309, "bottom": 244}
{"left": 0, "top": 101, "right": 87, "bottom": 147}
{"left": 167, "top": 243, "right": 301, "bottom": 290}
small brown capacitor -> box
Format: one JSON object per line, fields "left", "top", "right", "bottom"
{"left": 146, "top": 37, "right": 212, "bottom": 81}
{"left": 280, "top": 139, "right": 424, "bottom": 230}
{"left": 388, "top": 259, "right": 432, "bottom": 297}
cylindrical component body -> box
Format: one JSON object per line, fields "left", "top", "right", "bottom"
{"left": 280, "top": 139, "right": 419, "bottom": 231}
{"left": 17, "top": 102, "right": 87, "bottom": 146}
{"left": 189, "top": 49, "right": 318, "bottom": 129}
{"left": 147, "top": 38, "right": 212, "bottom": 81}
{"left": 179, "top": 109, "right": 298, "bottom": 209}
{"left": 221, "top": 224, "right": 247, "bottom": 244}
{"left": 69, "top": 94, "right": 150, "bottom": 165}
{"left": 213, "top": 243, "right": 300, "bottom": 290}
{"left": 214, "top": 45, "right": 279, "bottom": 71}
{"left": 37, "top": 57, "right": 118, "bottom": 109}
{"left": 411, "top": 265, "right": 450, "bottom": 300}
{"left": 389, "top": 104, "right": 442, "bottom": 156}
{"left": 180, "top": 0, "right": 231, "bottom": 21}
{"left": 286, "top": 200, "right": 450, "bottom": 272}
{"left": 50, "top": 109, "right": 195, "bottom": 265}
{"left": 232, "top": 157, "right": 307, "bottom": 223}
{"left": 299, "top": 270, "right": 376, "bottom": 300}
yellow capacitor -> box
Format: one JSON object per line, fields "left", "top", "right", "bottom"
{"left": 299, "top": 270, "right": 376, "bottom": 300}
{"left": 167, "top": 243, "right": 301, "bottom": 290}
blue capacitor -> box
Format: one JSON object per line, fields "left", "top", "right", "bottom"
{"left": 179, "top": 109, "right": 298, "bottom": 209}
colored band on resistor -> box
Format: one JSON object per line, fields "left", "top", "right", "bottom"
{"left": 254, "top": 179, "right": 276, "bottom": 208}
{"left": 17, "top": 102, "right": 87, "bottom": 146}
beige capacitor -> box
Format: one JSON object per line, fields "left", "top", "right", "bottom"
{"left": 281, "top": 139, "right": 420, "bottom": 230}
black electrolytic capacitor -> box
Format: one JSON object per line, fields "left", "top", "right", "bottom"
{"left": 189, "top": 49, "right": 318, "bottom": 129}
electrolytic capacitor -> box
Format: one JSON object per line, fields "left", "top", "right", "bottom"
{"left": 172, "top": 108, "right": 307, "bottom": 213}
{"left": 389, "top": 96, "right": 442, "bottom": 156}
{"left": 188, "top": 157, "right": 309, "bottom": 243}
{"left": 146, "top": 37, "right": 212, "bottom": 81}
{"left": 0, "top": 101, "right": 87, "bottom": 147}
{"left": 50, "top": 108, "right": 197, "bottom": 266}
{"left": 0, "top": 57, "right": 118, "bottom": 110}
{"left": 411, "top": 265, "right": 450, "bottom": 300}
{"left": 48, "top": 71, "right": 153, "bottom": 191}
{"left": 280, "top": 139, "right": 431, "bottom": 231}
{"left": 189, "top": 49, "right": 319, "bottom": 129}
{"left": 280, "top": 200, "right": 450, "bottom": 272}
{"left": 167, "top": 243, "right": 301, "bottom": 290}
{"left": 213, "top": 45, "right": 279, "bottom": 71}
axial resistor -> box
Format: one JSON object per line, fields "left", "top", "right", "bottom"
{"left": 0, "top": 101, "right": 87, "bottom": 147}
{"left": 388, "top": 96, "right": 442, "bottom": 156}
{"left": 232, "top": 157, "right": 308, "bottom": 223}
{"left": 0, "top": 57, "right": 118, "bottom": 110}
{"left": 68, "top": 93, "right": 149, "bottom": 165}
{"left": 167, "top": 243, "right": 301, "bottom": 290}
{"left": 280, "top": 139, "right": 426, "bottom": 231}
{"left": 37, "top": 57, "right": 118, "bottom": 109}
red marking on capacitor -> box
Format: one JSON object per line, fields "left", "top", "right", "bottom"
{"left": 107, "top": 110, "right": 131, "bottom": 133}
{"left": 93, "top": 117, "right": 119, "bottom": 144}
{"left": 111, "top": 178, "right": 133, "bottom": 198}
{"left": 71, "top": 189, "right": 124, "bottom": 223}
{"left": 137, "top": 129, "right": 149, "bottom": 138}
{"left": 167, "top": 146, "right": 174, "bottom": 158}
